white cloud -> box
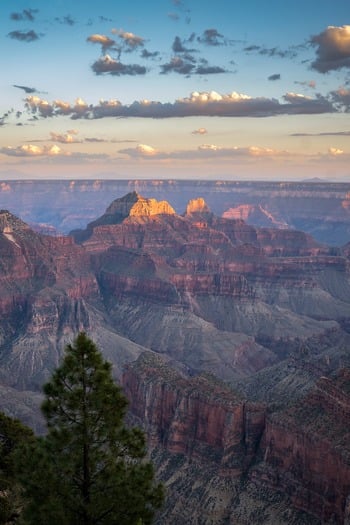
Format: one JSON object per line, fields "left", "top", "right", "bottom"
{"left": 50, "top": 131, "right": 80, "bottom": 143}
{"left": 119, "top": 143, "right": 289, "bottom": 161}
{"left": 1, "top": 144, "right": 65, "bottom": 157}
{"left": 87, "top": 34, "right": 116, "bottom": 48}
{"left": 192, "top": 127, "right": 208, "bottom": 135}
{"left": 136, "top": 144, "right": 158, "bottom": 156}
{"left": 328, "top": 147, "right": 344, "bottom": 156}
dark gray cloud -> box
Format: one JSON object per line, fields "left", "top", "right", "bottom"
{"left": 55, "top": 15, "right": 75, "bottom": 26}
{"left": 91, "top": 55, "right": 146, "bottom": 76}
{"left": 198, "top": 29, "right": 225, "bottom": 46}
{"left": 311, "top": 26, "right": 350, "bottom": 73}
{"left": 8, "top": 30, "right": 40, "bottom": 42}
{"left": 10, "top": 9, "right": 38, "bottom": 22}
{"left": 195, "top": 65, "right": 226, "bottom": 75}
{"left": 13, "top": 84, "right": 38, "bottom": 94}
{"left": 141, "top": 49, "right": 159, "bottom": 59}
{"left": 259, "top": 46, "right": 297, "bottom": 59}
{"left": 172, "top": 36, "right": 196, "bottom": 53}
{"left": 160, "top": 54, "right": 227, "bottom": 75}
{"left": 99, "top": 16, "right": 113, "bottom": 23}
{"left": 282, "top": 92, "right": 334, "bottom": 114}
{"left": 244, "top": 44, "right": 298, "bottom": 59}
{"left": 244, "top": 45, "right": 260, "bottom": 52}
{"left": 329, "top": 88, "right": 350, "bottom": 111}
{"left": 160, "top": 56, "right": 195, "bottom": 75}
{"left": 268, "top": 74, "right": 281, "bottom": 81}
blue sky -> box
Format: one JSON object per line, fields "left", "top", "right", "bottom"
{"left": 0, "top": 0, "right": 350, "bottom": 180}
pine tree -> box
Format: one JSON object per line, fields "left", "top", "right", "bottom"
{"left": 0, "top": 413, "right": 33, "bottom": 524}
{"left": 16, "top": 333, "right": 163, "bottom": 525}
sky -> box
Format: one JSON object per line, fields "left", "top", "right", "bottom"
{"left": 0, "top": 0, "right": 350, "bottom": 181}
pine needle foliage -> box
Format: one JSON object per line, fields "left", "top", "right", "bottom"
{"left": 16, "top": 333, "right": 163, "bottom": 525}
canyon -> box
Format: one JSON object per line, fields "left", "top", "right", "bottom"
{"left": 0, "top": 179, "right": 349, "bottom": 245}
{"left": 0, "top": 187, "right": 349, "bottom": 522}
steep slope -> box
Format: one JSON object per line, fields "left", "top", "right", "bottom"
{"left": 123, "top": 353, "right": 350, "bottom": 524}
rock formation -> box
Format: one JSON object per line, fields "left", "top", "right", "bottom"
{"left": 0, "top": 191, "right": 349, "bottom": 521}
{"left": 123, "top": 353, "right": 350, "bottom": 524}
{"left": 123, "top": 352, "right": 266, "bottom": 475}
{"left": 252, "top": 370, "right": 350, "bottom": 523}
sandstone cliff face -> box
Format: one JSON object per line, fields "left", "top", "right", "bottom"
{"left": 252, "top": 371, "right": 350, "bottom": 524}
{"left": 123, "top": 353, "right": 266, "bottom": 475}
{"left": 124, "top": 353, "right": 350, "bottom": 524}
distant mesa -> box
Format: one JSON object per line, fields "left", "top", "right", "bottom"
{"left": 71, "top": 192, "right": 176, "bottom": 241}
{"left": 223, "top": 204, "right": 288, "bottom": 229}
{"left": 98, "top": 191, "right": 175, "bottom": 222}
{"left": 185, "top": 197, "right": 211, "bottom": 217}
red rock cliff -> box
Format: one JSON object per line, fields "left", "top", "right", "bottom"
{"left": 123, "top": 352, "right": 266, "bottom": 475}
{"left": 253, "top": 370, "right": 350, "bottom": 524}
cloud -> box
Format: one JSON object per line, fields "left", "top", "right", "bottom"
{"left": 85, "top": 137, "right": 107, "bottom": 143}
{"left": 244, "top": 44, "right": 298, "bottom": 59}
{"left": 160, "top": 56, "right": 195, "bottom": 75}
{"left": 13, "top": 84, "right": 39, "bottom": 94}
{"left": 311, "top": 25, "right": 350, "bottom": 73}
{"left": 0, "top": 144, "right": 109, "bottom": 163}
{"left": 49, "top": 131, "right": 81, "bottom": 143}
{"left": 195, "top": 65, "right": 227, "bottom": 75}
{"left": 91, "top": 55, "right": 146, "bottom": 76}
{"left": 24, "top": 89, "right": 336, "bottom": 120}
{"left": 111, "top": 29, "right": 145, "bottom": 50}
{"left": 259, "top": 46, "right": 297, "bottom": 59}
{"left": 141, "top": 49, "right": 159, "bottom": 59}
{"left": 172, "top": 36, "right": 196, "bottom": 53}
{"left": 328, "top": 147, "right": 344, "bottom": 156}
{"left": 160, "top": 56, "right": 227, "bottom": 75}
{"left": 268, "top": 74, "right": 281, "bottom": 81}
{"left": 7, "top": 30, "right": 40, "bottom": 42}
{"left": 10, "top": 9, "right": 38, "bottom": 21}
{"left": 1, "top": 144, "right": 66, "bottom": 157}
{"left": 99, "top": 16, "right": 112, "bottom": 23}
{"left": 198, "top": 29, "right": 225, "bottom": 46}
{"left": 291, "top": 130, "right": 350, "bottom": 137}
{"left": 294, "top": 80, "right": 316, "bottom": 89}
{"left": 25, "top": 96, "right": 54, "bottom": 117}
{"left": 192, "top": 128, "right": 208, "bottom": 135}
{"left": 55, "top": 15, "right": 76, "bottom": 26}
{"left": 25, "top": 96, "right": 89, "bottom": 118}
{"left": 329, "top": 87, "right": 350, "bottom": 110}
{"left": 244, "top": 45, "right": 260, "bottom": 52}
{"left": 87, "top": 34, "right": 116, "bottom": 52}
{"left": 118, "top": 143, "right": 290, "bottom": 161}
